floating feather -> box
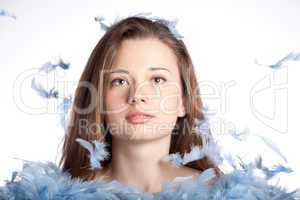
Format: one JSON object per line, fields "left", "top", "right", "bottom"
{"left": 252, "top": 156, "right": 293, "bottom": 180}
{"left": 31, "top": 77, "right": 73, "bottom": 129}
{"left": 94, "top": 12, "right": 183, "bottom": 40}
{"left": 229, "top": 127, "right": 288, "bottom": 163}
{"left": 94, "top": 16, "right": 110, "bottom": 32}
{"left": 163, "top": 115, "right": 223, "bottom": 167}
{"left": 31, "top": 78, "right": 59, "bottom": 99}
{"left": 75, "top": 138, "right": 110, "bottom": 170}
{"left": 254, "top": 134, "right": 288, "bottom": 163}
{"left": 31, "top": 58, "right": 72, "bottom": 129}
{"left": 229, "top": 127, "right": 250, "bottom": 141}
{"left": 0, "top": 9, "right": 16, "bottom": 19}
{"left": 163, "top": 140, "right": 223, "bottom": 167}
{"left": 269, "top": 51, "right": 300, "bottom": 69}
{"left": 144, "top": 13, "right": 184, "bottom": 39}
{"left": 183, "top": 142, "right": 223, "bottom": 166}
{"left": 38, "top": 57, "right": 70, "bottom": 73}
{"left": 255, "top": 51, "right": 300, "bottom": 69}
{"left": 58, "top": 95, "right": 72, "bottom": 129}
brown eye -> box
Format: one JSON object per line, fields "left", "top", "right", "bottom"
{"left": 111, "top": 78, "right": 128, "bottom": 87}
{"left": 152, "top": 76, "right": 166, "bottom": 84}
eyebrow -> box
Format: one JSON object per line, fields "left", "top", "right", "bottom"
{"left": 108, "top": 67, "right": 171, "bottom": 75}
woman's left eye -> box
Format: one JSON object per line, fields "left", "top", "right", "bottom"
{"left": 152, "top": 76, "right": 166, "bottom": 84}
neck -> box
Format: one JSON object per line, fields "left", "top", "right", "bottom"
{"left": 110, "top": 135, "right": 173, "bottom": 193}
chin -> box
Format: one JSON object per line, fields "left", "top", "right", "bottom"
{"left": 126, "top": 132, "right": 171, "bottom": 142}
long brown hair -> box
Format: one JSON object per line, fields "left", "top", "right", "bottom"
{"left": 59, "top": 15, "right": 223, "bottom": 181}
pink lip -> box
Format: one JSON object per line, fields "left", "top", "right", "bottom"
{"left": 126, "top": 112, "right": 154, "bottom": 124}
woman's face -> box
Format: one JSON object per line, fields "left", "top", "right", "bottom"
{"left": 104, "top": 38, "right": 186, "bottom": 142}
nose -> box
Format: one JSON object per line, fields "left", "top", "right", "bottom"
{"left": 127, "top": 80, "right": 150, "bottom": 105}
{"left": 127, "top": 96, "right": 146, "bottom": 104}
{"left": 127, "top": 88, "right": 147, "bottom": 105}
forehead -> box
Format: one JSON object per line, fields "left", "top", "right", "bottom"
{"left": 111, "top": 38, "right": 179, "bottom": 73}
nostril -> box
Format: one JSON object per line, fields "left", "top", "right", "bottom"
{"left": 128, "top": 96, "right": 146, "bottom": 104}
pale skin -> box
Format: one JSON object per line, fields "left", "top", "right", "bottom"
{"left": 96, "top": 38, "right": 200, "bottom": 193}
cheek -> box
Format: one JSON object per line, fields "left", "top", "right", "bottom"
{"left": 104, "top": 91, "right": 130, "bottom": 128}
{"left": 105, "top": 90, "right": 128, "bottom": 111}
{"left": 158, "top": 86, "right": 182, "bottom": 115}
{"left": 161, "top": 94, "right": 181, "bottom": 110}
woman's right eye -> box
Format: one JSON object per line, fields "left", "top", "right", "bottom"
{"left": 110, "top": 78, "right": 128, "bottom": 87}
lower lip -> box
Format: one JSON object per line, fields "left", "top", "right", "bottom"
{"left": 126, "top": 115, "right": 154, "bottom": 124}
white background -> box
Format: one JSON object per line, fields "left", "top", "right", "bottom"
{"left": 1, "top": 0, "right": 299, "bottom": 189}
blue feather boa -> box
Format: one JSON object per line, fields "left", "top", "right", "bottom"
{"left": 1, "top": 159, "right": 299, "bottom": 200}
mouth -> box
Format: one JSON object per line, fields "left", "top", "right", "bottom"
{"left": 125, "top": 112, "right": 155, "bottom": 124}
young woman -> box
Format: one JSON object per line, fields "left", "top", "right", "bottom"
{"left": 59, "top": 16, "right": 222, "bottom": 193}
{"left": 1, "top": 15, "right": 298, "bottom": 200}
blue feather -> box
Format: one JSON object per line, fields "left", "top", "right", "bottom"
{"left": 163, "top": 140, "right": 223, "bottom": 167}
{"left": 227, "top": 126, "right": 288, "bottom": 163}
{"left": 162, "top": 152, "right": 183, "bottom": 167}
{"left": 253, "top": 157, "right": 293, "bottom": 180}
{"left": 1, "top": 158, "right": 299, "bottom": 199}
{"left": 31, "top": 78, "right": 59, "bottom": 99}
{"left": 0, "top": 9, "right": 16, "bottom": 19}
{"left": 94, "top": 13, "right": 184, "bottom": 40}
{"left": 58, "top": 95, "right": 72, "bottom": 128}
{"left": 255, "top": 51, "right": 300, "bottom": 69}
{"left": 230, "top": 128, "right": 250, "bottom": 141}
{"left": 31, "top": 58, "right": 72, "bottom": 129}
{"left": 57, "top": 57, "right": 70, "bottom": 70}
{"left": 38, "top": 57, "right": 70, "bottom": 73}
{"left": 75, "top": 138, "right": 110, "bottom": 170}
{"left": 270, "top": 51, "right": 300, "bottom": 69}
{"left": 255, "top": 134, "right": 288, "bottom": 162}
{"left": 146, "top": 14, "right": 184, "bottom": 40}
{"left": 94, "top": 16, "right": 110, "bottom": 32}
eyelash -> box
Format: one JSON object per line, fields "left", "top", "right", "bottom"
{"left": 110, "top": 76, "right": 167, "bottom": 87}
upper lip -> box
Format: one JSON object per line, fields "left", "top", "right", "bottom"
{"left": 126, "top": 111, "right": 155, "bottom": 119}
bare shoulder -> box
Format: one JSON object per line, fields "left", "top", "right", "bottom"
{"left": 178, "top": 166, "right": 201, "bottom": 176}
